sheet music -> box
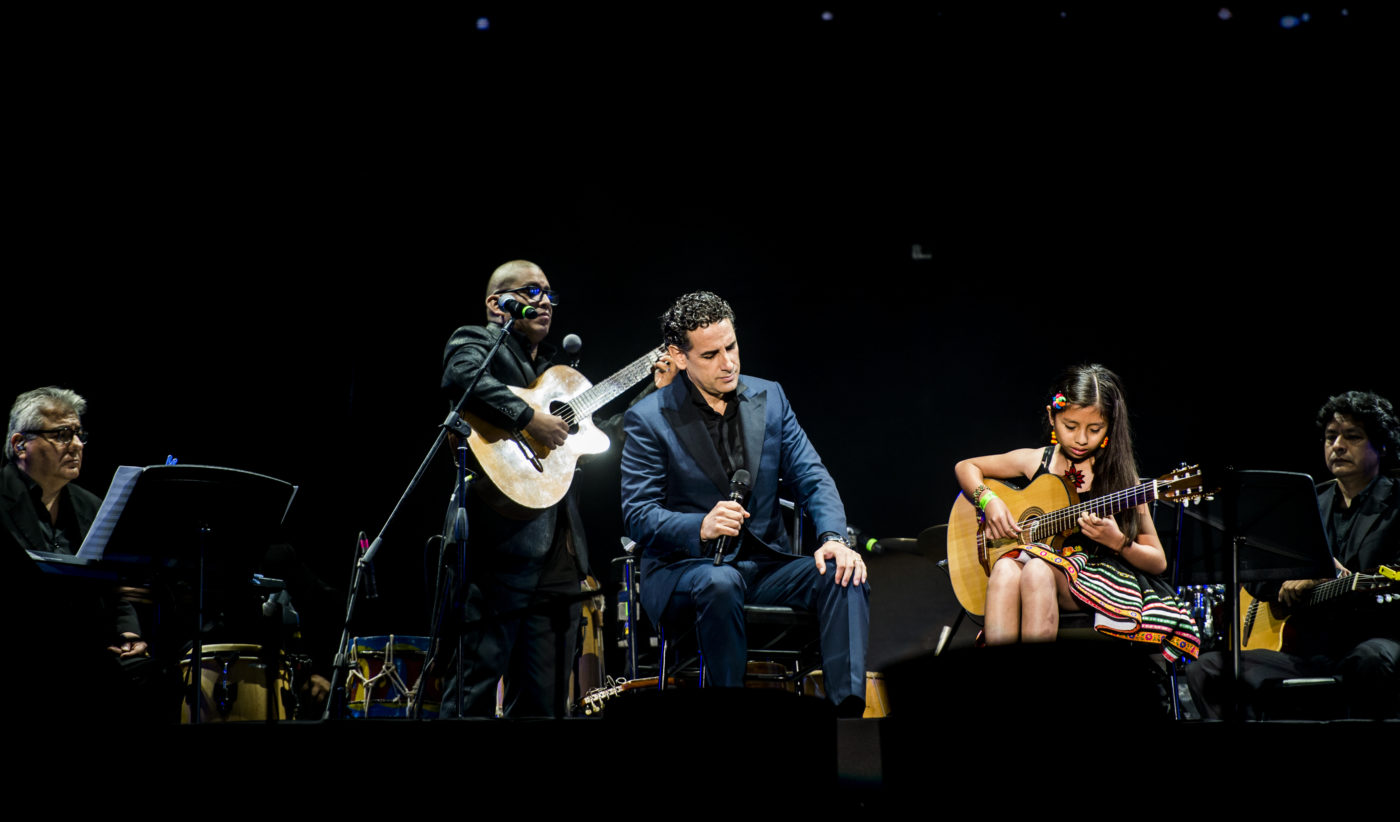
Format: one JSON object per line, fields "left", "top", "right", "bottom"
{"left": 76, "top": 465, "right": 146, "bottom": 561}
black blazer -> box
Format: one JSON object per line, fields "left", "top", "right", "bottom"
{"left": 441, "top": 323, "right": 589, "bottom": 578}
{"left": 1316, "top": 474, "right": 1400, "bottom": 572}
{"left": 2, "top": 461, "right": 141, "bottom": 639}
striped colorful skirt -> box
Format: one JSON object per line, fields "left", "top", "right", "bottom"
{"left": 1012, "top": 544, "right": 1201, "bottom": 662}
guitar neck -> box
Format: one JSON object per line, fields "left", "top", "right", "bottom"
{"left": 1303, "top": 572, "right": 1379, "bottom": 609}
{"left": 1026, "top": 479, "right": 1162, "bottom": 544}
{"left": 569, "top": 345, "right": 667, "bottom": 418}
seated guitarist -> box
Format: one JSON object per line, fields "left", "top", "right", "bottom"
{"left": 954, "top": 364, "right": 1200, "bottom": 660}
{"left": 1188, "top": 390, "right": 1400, "bottom": 719}
{"left": 438, "top": 259, "right": 671, "bottom": 717}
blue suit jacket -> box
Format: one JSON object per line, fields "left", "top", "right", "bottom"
{"left": 621, "top": 375, "right": 847, "bottom": 626}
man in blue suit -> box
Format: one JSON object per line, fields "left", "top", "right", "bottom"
{"left": 621, "top": 291, "right": 870, "bottom": 716}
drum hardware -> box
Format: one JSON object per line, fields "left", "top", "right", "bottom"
{"left": 345, "top": 635, "right": 443, "bottom": 718}
{"left": 1177, "top": 584, "right": 1226, "bottom": 652}
{"left": 180, "top": 643, "right": 291, "bottom": 723}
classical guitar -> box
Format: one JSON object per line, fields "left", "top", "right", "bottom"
{"left": 579, "top": 676, "right": 673, "bottom": 715}
{"left": 1239, "top": 566, "right": 1399, "bottom": 653}
{"left": 458, "top": 345, "right": 666, "bottom": 518}
{"left": 578, "top": 663, "right": 799, "bottom": 715}
{"left": 1238, "top": 587, "right": 1288, "bottom": 652}
{"left": 946, "top": 465, "right": 1214, "bottom": 616}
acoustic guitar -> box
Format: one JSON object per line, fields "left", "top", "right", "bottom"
{"left": 1239, "top": 566, "right": 1398, "bottom": 653}
{"left": 946, "top": 465, "right": 1214, "bottom": 616}
{"left": 458, "top": 345, "right": 666, "bottom": 518}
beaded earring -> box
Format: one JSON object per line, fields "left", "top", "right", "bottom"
{"left": 1050, "top": 393, "right": 1066, "bottom": 447}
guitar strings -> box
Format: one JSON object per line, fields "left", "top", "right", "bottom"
{"left": 564, "top": 351, "right": 656, "bottom": 420}
{"left": 546, "top": 346, "right": 667, "bottom": 428}
{"left": 1013, "top": 469, "right": 1205, "bottom": 542}
{"left": 1016, "top": 481, "right": 1159, "bottom": 542}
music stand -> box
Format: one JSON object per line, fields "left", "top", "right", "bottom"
{"left": 1168, "top": 469, "right": 1334, "bottom": 720}
{"left": 80, "top": 464, "right": 298, "bottom": 723}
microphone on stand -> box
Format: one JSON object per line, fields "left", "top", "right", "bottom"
{"left": 562, "top": 334, "right": 582, "bottom": 368}
{"left": 497, "top": 295, "right": 539, "bottom": 320}
{"left": 713, "top": 469, "right": 751, "bottom": 565}
{"left": 359, "top": 534, "right": 379, "bottom": 600}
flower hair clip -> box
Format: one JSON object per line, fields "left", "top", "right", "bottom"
{"left": 1051, "top": 393, "right": 1068, "bottom": 410}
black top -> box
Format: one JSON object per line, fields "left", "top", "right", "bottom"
{"left": 1, "top": 461, "right": 142, "bottom": 641}
{"left": 15, "top": 468, "right": 85, "bottom": 554}
{"left": 1325, "top": 474, "right": 1389, "bottom": 570}
{"left": 682, "top": 375, "right": 745, "bottom": 479}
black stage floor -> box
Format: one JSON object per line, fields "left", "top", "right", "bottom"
{"left": 30, "top": 695, "right": 1397, "bottom": 812}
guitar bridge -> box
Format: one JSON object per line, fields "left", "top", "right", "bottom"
{"left": 511, "top": 433, "right": 544, "bottom": 472}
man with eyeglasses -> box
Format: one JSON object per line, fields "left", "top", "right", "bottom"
{"left": 4, "top": 386, "right": 150, "bottom": 709}
{"left": 1188, "top": 390, "right": 1399, "bottom": 719}
{"left": 436, "top": 259, "right": 604, "bottom": 716}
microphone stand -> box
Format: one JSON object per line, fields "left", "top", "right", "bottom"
{"left": 418, "top": 426, "right": 472, "bottom": 719}
{"left": 323, "top": 319, "right": 517, "bottom": 720}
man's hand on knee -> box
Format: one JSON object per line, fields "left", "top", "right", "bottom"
{"left": 815, "top": 542, "right": 867, "bottom": 587}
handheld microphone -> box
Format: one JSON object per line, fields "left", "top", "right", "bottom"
{"left": 497, "top": 295, "right": 539, "bottom": 320}
{"left": 713, "top": 468, "right": 752, "bottom": 565}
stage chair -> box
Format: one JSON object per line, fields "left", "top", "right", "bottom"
{"left": 647, "top": 498, "right": 822, "bottom": 692}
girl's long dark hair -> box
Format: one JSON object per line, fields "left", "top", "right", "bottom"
{"left": 1045, "top": 364, "right": 1141, "bottom": 544}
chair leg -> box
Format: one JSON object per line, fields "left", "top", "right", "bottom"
{"left": 1167, "top": 661, "right": 1183, "bottom": 720}
{"left": 658, "top": 625, "right": 668, "bottom": 691}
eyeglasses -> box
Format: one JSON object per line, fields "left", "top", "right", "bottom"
{"left": 24, "top": 426, "right": 90, "bottom": 446}
{"left": 494, "top": 285, "right": 560, "bottom": 305}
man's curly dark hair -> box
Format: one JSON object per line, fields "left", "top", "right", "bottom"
{"left": 661, "top": 291, "right": 736, "bottom": 352}
{"left": 1316, "top": 390, "right": 1399, "bottom": 468}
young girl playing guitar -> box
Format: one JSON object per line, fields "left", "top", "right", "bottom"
{"left": 954, "top": 364, "right": 1199, "bottom": 660}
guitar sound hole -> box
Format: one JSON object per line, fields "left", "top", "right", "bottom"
{"left": 550, "top": 400, "right": 579, "bottom": 435}
{"left": 1020, "top": 509, "right": 1044, "bottom": 544}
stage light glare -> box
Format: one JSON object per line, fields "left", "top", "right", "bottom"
{"left": 476, "top": 17, "right": 490, "bottom": 31}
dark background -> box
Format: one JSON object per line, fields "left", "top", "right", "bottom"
{"left": 7, "top": 7, "right": 1392, "bottom": 657}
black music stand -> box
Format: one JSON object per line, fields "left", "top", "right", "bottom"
{"left": 79, "top": 464, "right": 298, "bottom": 724}
{"left": 1168, "top": 469, "right": 1334, "bottom": 720}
